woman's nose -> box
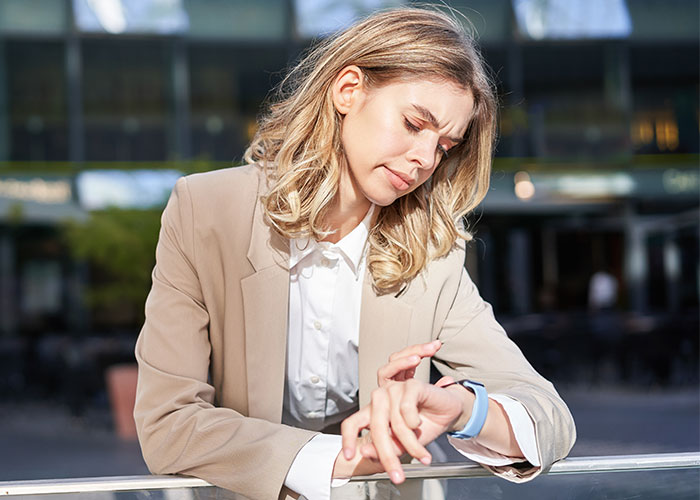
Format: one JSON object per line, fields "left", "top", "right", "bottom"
{"left": 407, "top": 135, "right": 438, "bottom": 170}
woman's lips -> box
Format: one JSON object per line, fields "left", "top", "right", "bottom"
{"left": 383, "top": 166, "right": 411, "bottom": 191}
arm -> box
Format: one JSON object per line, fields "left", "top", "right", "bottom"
{"left": 372, "top": 340, "right": 534, "bottom": 462}
{"left": 341, "top": 264, "right": 575, "bottom": 483}
{"left": 134, "top": 177, "right": 316, "bottom": 500}
{"left": 430, "top": 265, "right": 576, "bottom": 479}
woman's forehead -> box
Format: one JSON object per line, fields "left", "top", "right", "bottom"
{"left": 371, "top": 79, "right": 474, "bottom": 136}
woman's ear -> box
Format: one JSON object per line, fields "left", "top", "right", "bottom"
{"left": 332, "top": 65, "right": 365, "bottom": 115}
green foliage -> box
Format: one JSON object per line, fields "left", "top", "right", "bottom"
{"left": 62, "top": 208, "right": 162, "bottom": 325}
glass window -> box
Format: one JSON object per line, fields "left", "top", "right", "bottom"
{"left": 512, "top": 0, "right": 632, "bottom": 40}
{"left": 628, "top": 0, "right": 699, "bottom": 41}
{"left": 0, "top": 0, "right": 68, "bottom": 35}
{"left": 630, "top": 44, "right": 699, "bottom": 155}
{"left": 189, "top": 44, "right": 290, "bottom": 161}
{"left": 448, "top": 0, "right": 511, "bottom": 43}
{"left": 6, "top": 41, "right": 69, "bottom": 161}
{"left": 82, "top": 40, "right": 170, "bottom": 161}
{"left": 517, "top": 44, "right": 630, "bottom": 160}
{"left": 72, "top": 0, "right": 188, "bottom": 35}
{"left": 184, "top": 0, "right": 287, "bottom": 40}
{"left": 293, "top": 0, "right": 404, "bottom": 38}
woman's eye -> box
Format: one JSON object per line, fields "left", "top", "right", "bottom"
{"left": 403, "top": 118, "right": 420, "bottom": 133}
{"left": 437, "top": 144, "right": 449, "bottom": 158}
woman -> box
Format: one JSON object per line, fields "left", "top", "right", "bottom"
{"left": 134, "top": 7, "right": 575, "bottom": 500}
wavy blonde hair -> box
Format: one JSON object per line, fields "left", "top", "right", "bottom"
{"left": 244, "top": 7, "right": 497, "bottom": 293}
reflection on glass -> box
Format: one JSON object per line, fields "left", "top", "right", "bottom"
{"left": 76, "top": 169, "right": 181, "bottom": 210}
{"left": 512, "top": 0, "right": 632, "bottom": 40}
{"left": 73, "top": 0, "right": 189, "bottom": 35}
{"left": 293, "top": 0, "right": 406, "bottom": 38}
{"left": 340, "top": 468, "right": 700, "bottom": 499}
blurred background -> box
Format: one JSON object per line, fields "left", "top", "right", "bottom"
{"left": 0, "top": 0, "right": 697, "bottom": 486}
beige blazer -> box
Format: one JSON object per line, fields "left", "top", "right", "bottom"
{"left": 134, "top": 164, "right": 576, "bottom": 500}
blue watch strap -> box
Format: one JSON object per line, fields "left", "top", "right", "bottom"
{"left": 447, "top": 379, "right": 488, "bottom": 439}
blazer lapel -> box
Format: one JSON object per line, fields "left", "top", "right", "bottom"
{"left": 358, "top": 277, "right": 413, "bottom": 408}
{"left": 241, "top": 189, "right": 290, "bottom": 422}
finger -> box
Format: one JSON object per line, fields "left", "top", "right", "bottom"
{"left": 389, "top": 384, "right": 432, "bottom": 465}
{"left": 400, "top": 368, "right": 416, "bottom": 382}
{"left": 398, "top": 379, "right": 424, "bottom": 430}
{"left": 435, "top": 375, "right": 455, "bottom": 388}
{"left": 369, "top": 389, "right": 405, "bottom": 484}
{"left": 377, "top": 355, "right": 421, "bottom": 386}
{"left": 360, "top": 433, "right": 404, "bottom": 460}
{"left": 341, "top": 407, "right": 371, "bottom": 460}
{"left": 388, "top": 340, "right": 441, "bottom": 363}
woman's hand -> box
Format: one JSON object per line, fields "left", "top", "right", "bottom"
{"left": 340, "top": 376, "right": 474, "bottom": 484}
{"left": 332, "top": 435, "right": 384, "bottom": 479}
{"left": 377, "top": 340, "right": 442, "bottom": 387}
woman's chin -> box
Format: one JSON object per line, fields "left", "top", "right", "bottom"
{"left": 363, "top": 188, "right": 400, "bottom": 207}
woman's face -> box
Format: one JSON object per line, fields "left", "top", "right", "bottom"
{"left": 333, "top": 69, "right": 474, "bottom": 209}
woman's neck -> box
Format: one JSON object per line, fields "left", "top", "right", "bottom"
{"left": 321, "top": 199, "right": 371, "bottom": 244}
{"left": 321, "top": 168, "right": 373, "bottom": 243}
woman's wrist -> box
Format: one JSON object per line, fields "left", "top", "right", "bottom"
{"left": 444, "top": 383, "right": 476, "bottom": 433}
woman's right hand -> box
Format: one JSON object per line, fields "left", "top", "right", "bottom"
{"left": 332, "top": 435, "right": 383, "bottom": 479}
{"left": 376, "top": 340, "right": 442, "bottom": 387}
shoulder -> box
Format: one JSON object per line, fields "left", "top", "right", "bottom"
{"left": 166, "top": 164, "right": 263, "bottom": 235}
{"left": 425, "top": 241, "right": 466, "bottom": 285}
{"left": 183, "top": 164, "right": 262, "bottom": 199}
{"left": 179, "top": 164, "right": 262, "bottom": 211}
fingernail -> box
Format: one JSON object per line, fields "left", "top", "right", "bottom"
{"left": 410, "top": 355, "right": 420, "bottom": 363}
{"left": 420, "top": 455, "right": 432, "bottom": 465}
{"left": 344, "top": 448, "right": 352, "bottom": 460}
{"left": 390, "top": 470, "right": 403, "bottom": 483}
{"left": 433, "top": 340, "right": 441, "bottom": 347}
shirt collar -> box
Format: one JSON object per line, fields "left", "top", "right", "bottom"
{"left": 289, "top": 204, "right": 374, "bottom": 275}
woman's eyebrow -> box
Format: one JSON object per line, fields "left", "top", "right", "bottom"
{"left": 411, "top": 104, "right": 464, "bottom": 144}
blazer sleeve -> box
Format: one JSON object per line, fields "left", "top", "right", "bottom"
{"left": 432, "top": 262, "right": 576, "bottom": 482}
{"left": 133, "top": 177, "right": 316, "bottom": 500}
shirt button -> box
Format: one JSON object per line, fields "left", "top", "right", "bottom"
{"left": 320, "top": 257, "right": 330, "bottom": 267}
{"left": 310, "top": 375, "right": 320, "bottom": 384}
{"left": 313, "top": 320, "right": 322, "bottom": 330}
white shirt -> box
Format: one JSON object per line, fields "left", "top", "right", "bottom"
{"left": 282, "top": 207, "right": 539, "bottom": 500}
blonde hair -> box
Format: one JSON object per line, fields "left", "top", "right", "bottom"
{"left": 244, "top": 7, "right": 497, "bottom": 293}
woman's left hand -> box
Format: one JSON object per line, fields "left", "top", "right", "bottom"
{"left": 340, "top": 375, "right": 473, "bottom": 485}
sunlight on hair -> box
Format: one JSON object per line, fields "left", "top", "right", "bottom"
{"left": 244, "top": 7, "right": 498, "bottom": 293}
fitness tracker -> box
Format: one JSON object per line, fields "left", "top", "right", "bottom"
{"left": 446, "top": 379, "right": 488, "bottom": 439}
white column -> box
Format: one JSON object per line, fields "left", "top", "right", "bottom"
{"left": 663, "top": 232, "right": 681, "bottom": 312}
{"left": 624, "top": 206, "right": 648, "bottom": 312}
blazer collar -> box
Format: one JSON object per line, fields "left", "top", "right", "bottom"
{"left": 242, "top": 172, "right": 290, "bottom": 421}
{"left": 242, "top": 170, "right": 413, "bottom": 418}
{"left": 246, "top": 170, "right": 290, "bottom": 272}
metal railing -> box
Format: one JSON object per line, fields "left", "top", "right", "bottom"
{"left": 1, "top": 452, "right": 698, "bottom": 496}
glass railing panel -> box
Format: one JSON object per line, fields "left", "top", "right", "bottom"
{"left": 0, "top": 487, "right": 246, "bottom": 500}
{"left": 343, "top": 468, "right": 700, "bottom": 499}
{"left": 2, "top": 453, "right": 698, "bottom": 500}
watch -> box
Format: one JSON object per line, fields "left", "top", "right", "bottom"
{"left": 446, "top": 379, "right": 488, "bottom": 439}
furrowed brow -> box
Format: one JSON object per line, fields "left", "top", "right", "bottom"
{"left": 411, "top": 104, "right": 464, "bottom": 145}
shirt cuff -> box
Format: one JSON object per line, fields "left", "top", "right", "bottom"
{"left": 447, "top": 394, "right": 540, "bottom": 467}
{"left": 284, "top": 434, "right": 343, "bottom": 500}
